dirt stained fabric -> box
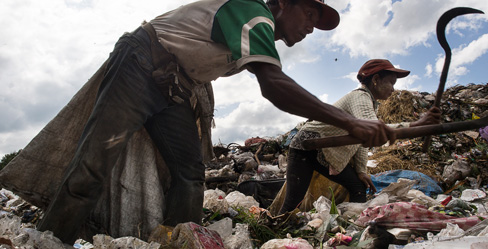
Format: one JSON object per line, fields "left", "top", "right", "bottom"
{"left": 0, "top": 60, "right": 174, "bottom": 241}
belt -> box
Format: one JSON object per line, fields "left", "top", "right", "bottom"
{"left": 141, "top": 22, "right": 174, "bottom": 69}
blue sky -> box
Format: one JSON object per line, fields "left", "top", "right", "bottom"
{"left": 0, "top": 0, "right": 487, "bottom": 158}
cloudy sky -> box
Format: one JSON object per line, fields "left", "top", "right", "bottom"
{"left": 1, "top": 0, "right": 487, "bottom": 158}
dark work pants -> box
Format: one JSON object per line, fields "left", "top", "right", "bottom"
{"left": 37, "top": 27, "right": 205, "bottom": 244}
{"left": 279, "top": 148, "right": 367, "bottom": 214}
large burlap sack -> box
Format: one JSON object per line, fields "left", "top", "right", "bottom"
{"left": 0, "top": 60, "right": 171, "bottom": 241}
{"left": 268, "top": 171, "right": 349, "bottom": 216}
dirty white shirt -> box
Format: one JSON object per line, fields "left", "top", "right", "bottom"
{"left": 150, "top": 0, "right": 281, "bottom": 82}
{"left": 290, "top": 87, "right": 410, "bottom": 175}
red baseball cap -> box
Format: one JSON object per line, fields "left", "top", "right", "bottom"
{"left": 313, "top": 0, "right": 340, "bottom": 30}
{"left": 357, "top": 59, "right": 410, "bottom": 82}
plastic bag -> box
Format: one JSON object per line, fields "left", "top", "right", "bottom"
{"left": 260, "top": 236, "right": 313, "bottom": 249}
{"left": 224, "top": 223, "right": 253, "bottom": 249}
{"left": 371, "top": 170, "right": 443, "bottom": 197}
{"left": 203, "top": 189, "right": 229, "bottom": 213}
{"left": 225, "top": 191, "right": 260, "bottom": 209}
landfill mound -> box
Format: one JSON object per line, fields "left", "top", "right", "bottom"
{"left": 2, "top": 83, "right": 488, "bottom": 249}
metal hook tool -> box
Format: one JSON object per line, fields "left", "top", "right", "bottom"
{"left": 422, "top": 7, "right": 484, "bottom": 152}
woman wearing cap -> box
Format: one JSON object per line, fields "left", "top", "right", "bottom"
{"left": 278, "top": 59, "right": 441, "bottom": 212}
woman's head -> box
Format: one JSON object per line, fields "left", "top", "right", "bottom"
{"left": 356, "top": 59, "right": 410, "bottom": 100}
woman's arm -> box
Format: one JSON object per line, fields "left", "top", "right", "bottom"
{"left": 409, "top": 107, "right": 442, "bottom": 127}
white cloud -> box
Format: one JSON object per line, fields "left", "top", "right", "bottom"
{"left": 451, "top": 34, "right": 488, "bottom": 72}
{"left": 212, "top": 73, "right": 261, "bottom": 108}
{"left": 318, "top": 93, "right": 329, "bottom": 103}
{"left": 327, "top": 0, "right": 488, "bottom": 59}
{"left": 0, "top": 125, "right": 43, "bottom": 156}
{"left": 425, "top": 63, "right": 433, "bottom": 78}
{"left": 396, "top": 74, "right": 421, "bottom": 91}
{"left": 212, "top": 98, "right": 305, "bottom": 146}
{"left": 434, "top": 33, "right": 488, "bottom": 84}
{"left": 343, "top": 71, "right": 358, "bottom": 83}
{"left": 276, "top": 36, "right": 322, "bottom": 71}
{"left": 329, "top": 0, "right": 424, "bottom": 58}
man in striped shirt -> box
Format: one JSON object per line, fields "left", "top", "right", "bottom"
{"left": 38, "top": 0, "right": 398, "bottom": 243}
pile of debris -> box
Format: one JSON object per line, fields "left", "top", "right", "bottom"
{"left": 1, "top": 83, "right": 488, "bottom": 249}
{"left": 371, "top": 84, "right": 488, "bottom": 189}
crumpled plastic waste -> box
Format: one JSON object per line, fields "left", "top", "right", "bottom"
{"left": 390, "top": 220, "right": 488, "bottom": 249}
{"left": 429, "top": 193, "right": 479, "bottom": 218}
{"left": 207, "top": 217, "right": 233, "bottom": 239}
{"left": 460, "top": 188, "right": 486, "bottom": 202}
{"left": 225, "top": 191, "right": 260, "bottom": 209}
{"left": 337, "top": 193, "right": 389, "bottom": 219}
{"left": 442, "top": 158, "right": 471, "bottom": 185}
{"left": 0, "top": 214, "right": 68, "bottom": 249}
{"left": 91, "top": 235, "right": 160, "bottom": 249}
{"left": 203, "top": 188, "right": 229, "bottom": 213}
{"left": 312, "top": 196, "right": 332, "bottom": 221}
{"left": 222, "top": 223, "right": 253, "bottom": 249}
{"left": 479, "top": 125, "right": 488, "bottom": 142}
{"left": 326, "top": 232, "right": 352, "bottom": 247}
{"left": 260, "top": 235, "right": 313, "bottom": 249}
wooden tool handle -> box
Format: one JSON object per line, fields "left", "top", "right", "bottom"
{"left": 301, "top": 116, "right": 488, "bottom": 150}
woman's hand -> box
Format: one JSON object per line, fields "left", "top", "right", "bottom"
{"left": 410, "top": 106, "right": 441, "bottom": 127}
{"left": 357, "top": 172, "right": 377, "bottom": 194}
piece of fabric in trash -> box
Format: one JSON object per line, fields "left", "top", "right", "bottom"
{"left": 355, "top": 202, "right": 486, "bottom": 231}
{"left": 244, "top": 137, "right": 268, "bottom": 147}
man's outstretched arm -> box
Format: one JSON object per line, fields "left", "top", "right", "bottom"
{"left": 248, "top": 62, "right": 396, "bottom": 147}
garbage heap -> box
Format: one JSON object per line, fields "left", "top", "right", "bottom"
{"left": 2, "top": 83, "right": 488, "bottom": 249}
{"left": 371, "top": 83, "right": 488, "bottom": 191}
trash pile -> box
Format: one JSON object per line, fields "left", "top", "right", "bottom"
{"left": 1, "top": 83, "right": 488, "bottom": 249}
{"left": 371, "top": 83, "right": 488, "bottom": 191}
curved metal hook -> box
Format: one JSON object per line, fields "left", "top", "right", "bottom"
{"left": 434, "top": 7, "right": 484, "bottom": 107}
{"left": 423, "top": 7, "right": 484, "bottom": 152}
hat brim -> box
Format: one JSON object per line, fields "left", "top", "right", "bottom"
{"left": 385, "top": 68, "right": 410, "bottom": 78}
{"left": 314, "top": 1, "right": 340, "bottom": 30}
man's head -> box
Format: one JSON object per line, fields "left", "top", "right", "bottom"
{"left": 268, "top": 0, "right": 340, "bottom": 47}
{"left": 267, "top": 0, "right": 339, "bottom": 30}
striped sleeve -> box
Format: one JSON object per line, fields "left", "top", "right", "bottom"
{"left": 211, "top": 0, "right": 281, "bottom": 69}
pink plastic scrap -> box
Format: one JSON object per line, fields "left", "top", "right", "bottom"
{"left": 355, "top": 202, "right": 486, "bottom": 231}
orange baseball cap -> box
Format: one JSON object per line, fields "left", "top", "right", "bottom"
{"left": 357, "top": 59, "right": 410, "bottom": 82}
